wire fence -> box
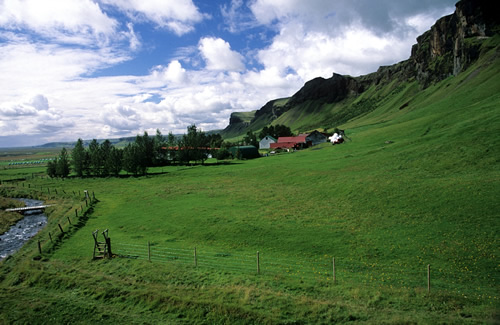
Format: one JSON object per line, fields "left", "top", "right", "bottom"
{"left": 2, "top": 178, "right": 497, "bottom": 300}
{"left": 112, "top": 241, "right": 499, "bottom": 298}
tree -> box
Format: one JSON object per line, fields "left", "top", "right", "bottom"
{"left": 88, "top": 139, "right": 101, "bottom": 176}
{"left": 259, "top": 124, "right": 293, "bottom": 140}
{"left": 47, "top": 158, "right": 57, "bottom": 178}
{"left": 122, "top": 143, "right": 141, "bottom": 175}
{"left": 47, "top": 148, "right": 70, "bottom": 178}
{"left": 275, "top": 124, "right": 293, "bottom": 137}
{"left": 166, "top": 131, "right": 178, "bottom": 164}
{"left": 100, "top": 140, "right": 113, "bottom": 177}
{"left": 154, "top": 129, "right": 167, "bottom": 166}
{"left": 72, "top": 138, "right": 85, "bottom": 177}
{"left": 178, "top": 124, "right": 208, "bottom": 164}
{"left": 108, "top": 147, "right": 123, "bottom": 177}
{"left": 135, "top": 131, "right": 154, "bottom": 169}
{"left": 243, "top": 131, "right": 258, "bottom": 147}
{"left": 56, "top": 147, "right": 71, "bottom": 178}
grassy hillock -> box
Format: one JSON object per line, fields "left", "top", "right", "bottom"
{"left": 0, "top": 30, "right": 499, "bottom": 325}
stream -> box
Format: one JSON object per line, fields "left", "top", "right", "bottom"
{"left": 0, "top": 198, "right": 48, "bottom": 260}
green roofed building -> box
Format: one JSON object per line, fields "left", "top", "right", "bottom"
{"left": 228, "top": 146, "right": 260, "bottom": 159}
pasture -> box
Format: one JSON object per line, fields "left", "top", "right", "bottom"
{"left": 0, "top": 40, "right": 499, "bottom": 323}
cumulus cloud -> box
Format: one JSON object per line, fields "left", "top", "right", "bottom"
{"left": 0, "top": 0, "right": 117, "bottom": 45}
{"left": 0, "top": 94, "right": 50, "bottom": 117}
{"left": 149, "top": 60, "right": 188, "bottom": 85}
{"left": 101, "top": 102, "right": 141, "bottom": 133}
{"left": 249, "top": 0, "right": 456, "bottom": 77}
{"left": 0, "top": 0, "right": 458, "bottom": 147}
{"left": 102, "top": 0, "right": 205, "bottom": 35}
{"left": 199, "top": 37, "right": 245, "bottom": 71}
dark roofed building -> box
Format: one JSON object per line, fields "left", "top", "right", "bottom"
{"left": 228, "top": 145, "right": 261, "bottom": 159}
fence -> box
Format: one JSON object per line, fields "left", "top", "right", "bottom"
{"left": 112, "top": 241, "right": 499, "bottom": 298}
{"left": 2, "top": 179, "right": 497, "bottom": 300}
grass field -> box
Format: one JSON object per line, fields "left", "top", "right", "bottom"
{"left": 0, "top": 39, "right": 499, "bottom": 324}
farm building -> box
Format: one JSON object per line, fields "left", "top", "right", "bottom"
{"left": 228, "top": 146, "right": 261, "bottom": 159}
{"left": 259, "top": 135, "right": 277, "bottom": 149}
{"left": 304, "top": 130, "right": 328, "bottom": 146}
{"left": 269, "top": 131, "right": 327, "bottom": 150}
{"left": 270, "top": 135, "right": 308, "bottom": 150}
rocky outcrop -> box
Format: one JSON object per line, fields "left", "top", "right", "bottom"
{"left": 411, "top": 0, "right": 498, "bottom": 85}
{"left": 253, "top": 99, "right": 287, "bottom": 121}
{"left": 286, "top": 73, "right": 364, "bottom": 107}
{"left": 223, "top": 0, "right": 499, "bottom": 135}
{"left": 229, "top": 112, "right": 250, "bottom": 125}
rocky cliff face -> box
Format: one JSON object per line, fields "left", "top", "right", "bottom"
{"left": 411, "top": 0, "right": 498, "bottom": 85}
{"left": 223, "top": 0, "right": 499, "bottom": 134}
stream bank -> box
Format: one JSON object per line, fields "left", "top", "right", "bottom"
{"left": 0, "top": 198, "right": 47, "bottom": 260}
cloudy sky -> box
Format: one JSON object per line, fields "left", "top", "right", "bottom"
{"left": 0, "top": 0, "right": 456, "bottom": 147}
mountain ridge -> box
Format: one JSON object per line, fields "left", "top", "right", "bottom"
{"left": 221, "top": 0, "right": 499, "bottom": 138}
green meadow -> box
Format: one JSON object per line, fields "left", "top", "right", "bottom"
{"left": 0, "top": 38, "right": 499, "bottom": 324}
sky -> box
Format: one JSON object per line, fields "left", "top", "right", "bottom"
{"left": 0, "top": 0, "right": 457, "bottom": 147}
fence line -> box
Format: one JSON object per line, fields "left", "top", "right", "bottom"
{"left": 4, "top": 179, "right": 495, "bottom": 298}
{"left": 111, "top": 241, "right": 499, "bottom": 297}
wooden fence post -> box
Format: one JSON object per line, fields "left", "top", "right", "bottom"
{"left": 58, "top": 223, "right": 64, "bottom": 234}
{"left": 106, "top": 237, "right": 112, "bottom": 258}
{"left": 75, "top": 209, "right": 78, "bottom": 218}
{"left": 67, "top": 216, "right": 72, "bottom": 225}
{"left": 37, "top": 240, "right": 42, "bottom": 255}
{"left": 427, "top": 264, "right": 431, "bottom": 294}
{"left": 194, "top": 247, "right": 197, "bottom": 267}
{"left": 257, "top": 251, "right": 260, "bottom": 274}
{"left": 333, "top": 257, "right": 336, "bottom": 284}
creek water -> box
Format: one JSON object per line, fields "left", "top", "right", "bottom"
{"left": 0, "top": 198, "right": 48, "bottom": 260}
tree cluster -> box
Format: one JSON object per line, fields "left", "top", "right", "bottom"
{"left": 47, "top": 148, "right": 71, "bottom": 178}
{"left": 48, "top": 125, "right": 226, "bottom": 178}
{"left": 258, "top": 124, "right": 293, "bottom": 140}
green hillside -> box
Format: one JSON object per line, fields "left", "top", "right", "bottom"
{"left": 1, "top": 2, "right": 500, "bottom": 322}
{"left": 0, "top": 36, "right": 499, "bottom": 323}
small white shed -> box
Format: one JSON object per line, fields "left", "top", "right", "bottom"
{"left": 259, "top": 135, "right": 277, "bottom": 149}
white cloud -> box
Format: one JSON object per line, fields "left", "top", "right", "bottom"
{"left": 101, "top": 102, "right": 141, "bottom": 133}
{"left": 221, "top": 0, "right": 259, "bottom": 33}
{"left": 249, "top": 0, "right": 456, "bottom": 78}
{"left": 0, "top": 94, "right": 50, "bottom": 118}
{"left": 102, "top": 0, "right": 205, "bottom": 35}
{"left": 150, "top": 60, "right": 188, "bottom": 85}
{"left": 198, "top": 37, "right": 245, "bottom": 71}
{"left": 0, "top": 0, "right": 459, "bottom": 147}
{"left": 0, "top": 0, "right": 117, "bottom": 45}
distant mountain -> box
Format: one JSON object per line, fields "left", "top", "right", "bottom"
{"left": 220, "top": 0, "right": 499, "bottom": 138}
{"left": 36, "top": 136, "right": 138, "bottom": 149}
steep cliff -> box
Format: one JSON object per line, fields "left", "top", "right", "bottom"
{"left": 222, "top": 0, "right": 499, "bottom": 137}
{"left": 411, "top": 0, "right": 498, "bottom": 85}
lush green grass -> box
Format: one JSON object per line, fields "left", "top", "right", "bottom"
{"left": 0, "top": 41, "right": 499, "bottom": 324}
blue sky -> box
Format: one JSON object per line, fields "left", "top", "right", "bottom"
{"left": 0, "top": 0, "right": 456, "bottom": 147}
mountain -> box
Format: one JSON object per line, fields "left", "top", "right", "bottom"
{"left": 221, "top": 0, "right": 499, "bottom": 138}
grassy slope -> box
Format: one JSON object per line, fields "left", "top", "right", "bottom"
{"left": 0, "top": 41, "right": 499, "bottom": 323}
